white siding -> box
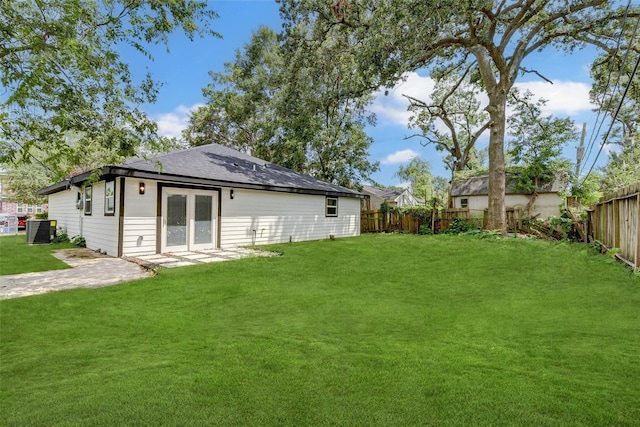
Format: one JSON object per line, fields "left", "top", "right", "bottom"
{"left": 454, "top": 193, "right": 562, "bottom": 219}
{"left": 48, "top": 188, "right": 82, "bottom": 238}
{"left": 220, "top": 188, "right": 360, "bottom": 248}
{"left": 51, "top": 178, "right": 361, "bottom": 257}
{"left": 78, "top": 180, "right": 119, "bottom": 255}
{"left": 121, "top": 179, "right": 157, "bottom": 256}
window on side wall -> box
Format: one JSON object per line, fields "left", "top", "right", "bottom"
{"left": 84, "top": 185, "right": 92, "bottom": 215}
{"left": 17, "top": 203, "right": 23, "bottom": 213}
{"left": 460, "top": 198, "right": 469, "bottom": 209}
{"left": 326, "top": 197, "right": 338, "bottom": 217}
{"left": 104, "top": 180, "right": 115, "bottom": 216}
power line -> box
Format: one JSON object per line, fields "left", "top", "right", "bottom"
{"left": 580, "top": 0, "right": 633, "bottom": 177}
{"left": 580, "top": 48, "right": 640, "bottom": 185}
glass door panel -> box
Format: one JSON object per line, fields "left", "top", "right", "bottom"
{"left": 166, "top": 194, "right": 187, "bottom": 247}
{"left": 194, "top": 195, "right": 212, "bottom": 245}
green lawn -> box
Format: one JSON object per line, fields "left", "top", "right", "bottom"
{"left": 1, "top": 234, "right": 638, "bottom": 425}
{"left": 0, "top": 234, "right": 75, "bottom": 275}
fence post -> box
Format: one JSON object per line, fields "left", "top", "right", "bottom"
{"left": 636, "top": 192, "right": 640, "bottom": 271}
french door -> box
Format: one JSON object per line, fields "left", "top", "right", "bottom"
{"left": 162, "top": 189, "right": 218, "bottom": 252}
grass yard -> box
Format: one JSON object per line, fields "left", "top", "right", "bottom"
{"left": 1, "top": 234, "right": 639, "bottom": 425}
{"left": 0, "top": 234, "right": 75, "bottom": 275}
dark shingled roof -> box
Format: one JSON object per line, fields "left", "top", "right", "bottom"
{"left": 451, "top": 174, "right": 567, "bottom": 197}
{"left": 38, "top": 143, "right": 363, "bottom": 198}
{"left": 361, "top": 185, "right": 406, "bottom": 201}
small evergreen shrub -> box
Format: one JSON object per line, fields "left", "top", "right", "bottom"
{"left": 52, "top": 228, "right": 70, "bottom": 244}
{"left": 71, "top": 235, "right": 86, "bottom": 247}
{"left": 443, "top": 218, "right": 473, "bottom": 234}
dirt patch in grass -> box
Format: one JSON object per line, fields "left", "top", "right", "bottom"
{"left": 55, "top": 248, "right": 109, "bottom": 259}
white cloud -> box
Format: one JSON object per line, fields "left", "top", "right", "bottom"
{"left": 514, "top": 80, "right": 594, "bottom": 116}
{"left": 369, "top": 72, "right": 435, "bottom": 127}
{"left": 154, "top": 103, "right": 204, "bottom": 139}
{"left": 369, "top": 74, "right": 594, "bottom": 128}
{"left": 381, "top": 149, "right": 419, "bottom": 164}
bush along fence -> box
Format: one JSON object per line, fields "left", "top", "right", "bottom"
{"left": 361, "top": 206, "right": 526, "bottom": 235}
{"left": 588, "top": 182, "right": 640, "bottom": 272}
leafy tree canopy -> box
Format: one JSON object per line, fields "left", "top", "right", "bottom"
{"left": 1, "top": 0, "right": 218, "bottom": 182}
{"left": 394, "top": 157, "right": 433, "bottom": 201}
{"left": 184, "top": 26, "right": 379, "bottom": 187}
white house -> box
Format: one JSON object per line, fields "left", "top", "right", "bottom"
{"left": 38, "top": 144, "right": 364, "bottom": 257}
{"left": 361, "top": 185, "right": 421, "bottom": 209}
{"left": 450, "top": 174, "right": 567, "bottom": 219}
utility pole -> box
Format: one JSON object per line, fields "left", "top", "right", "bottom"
{"left": 575, "top": 123, "right": 586, "bottom": 177}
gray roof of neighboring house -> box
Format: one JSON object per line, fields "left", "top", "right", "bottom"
{"left": 361, "top": 185, "right": 407, "bottom": 201}
{"left": 451, "top": 174, "right": 567, "bottom": 197}
{"left": 38, "top": 143, "right": 364, "bottom": 198}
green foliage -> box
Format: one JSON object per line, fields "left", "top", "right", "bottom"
{"left": 443, "top": 217, "right": 473, "bottom": 234}
{"left": 394, "top": 158, "right": 434, "bottom": 201}
{"left": 379, "top": 201, "right": 391, "bottom": 216}
{"left": 548, "top": 215, "right": 574, "bottom": 237}
{"left": 418, "top": 224, "right": 433, "bottom": 235}
{"left": 51, "top": 229, "right": 69, "bottom": 244}
{"left": 571, "top": 172, "right": 603, "bottom": 207}
{"left": 1, "top": 1, "right": 218, "bottom": 180}
{"left": 34, "top": 211, "right": 48, "bottom": 219}
{"left": 398, "top": 205, "right": 433, "bottom": 223}
{"left": 599, "top": 137, "right": 640, "bottom": 195}
{"left": 184, "top": 26, "right": 379, "bottom": 187}
{"left": 506, "top": 89, "right": 577, "bottom": 196}
{"left": 71, "top": 235, "right": 86, "bottom": 248}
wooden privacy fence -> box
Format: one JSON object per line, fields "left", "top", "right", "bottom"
{"left": 589, "top": 182, "right": 640, "bottom": 271}
{"left": 360, "top": 209, "right": 433, "bottom": 234}
{"left": 361, "top": 207, "right": 525, "bottom": 234}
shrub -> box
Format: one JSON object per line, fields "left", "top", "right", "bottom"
{"left": 71, "top": 235, "right": 86, "bottom": 247}
{"left": 51, "top": 228, "right": 70, "bottom": 244}
{"left": 418, "top": 224, "right": 433, "bottom": 235}
{"left": 443, "top": 217, "right": 473, "bottom": 234}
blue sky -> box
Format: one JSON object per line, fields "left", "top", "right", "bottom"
{"left": 128, "top": 0, "right": 613, "bottom": 187}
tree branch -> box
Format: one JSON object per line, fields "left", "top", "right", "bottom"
{"left": 519, "top": 67, "right": 554, "bottom": 84}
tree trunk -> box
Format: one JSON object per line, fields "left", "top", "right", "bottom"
{"left": 527, "top": 190, "right": 539, "bottom": 219}
{"left": 486, "top": 97, "right": 507, "bottom": 234}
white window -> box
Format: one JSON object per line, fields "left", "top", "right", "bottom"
{"left": 326, "top": 197, "right": 338, "bottom": 217}
{"left": 27, "top": 205, "right": 33, "bottom": 214}
{"left": 84, "top": 186, "right": 92, "bottom": 215}
{"left": 104, "top": 180, "right": 115, "bottom": 215}
{"left": 36, "top": 205, "right": 43, "bottom": 213}
{"left": 17, "top": 203, "right": 24, "bottom": 213}
{"left": 460, "top": 198, "right": 469, "bottom": 209}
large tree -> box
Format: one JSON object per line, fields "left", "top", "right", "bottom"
{"left": 393, "top": 157, "right": 434, "bottom": 202}
{"left": 280, "top": 0, "right": 637, "bottom": 232}
{"left": 1, "top": 0, "right": 217, "bottom": 180}
{"left": 185, "top": 26, "right": 379, "bottom": 187}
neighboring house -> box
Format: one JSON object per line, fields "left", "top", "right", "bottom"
{"left": 0, "top": 169, "right": 48, "bottom": 215}
{"left": 450, "top": 174, "right": 567, "bottom": 219}
{"left": 361, "top": 185, "right": 421, "bottom": 209}
{"left": 38, "top": 144, "right": 364, "bottom": 257}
